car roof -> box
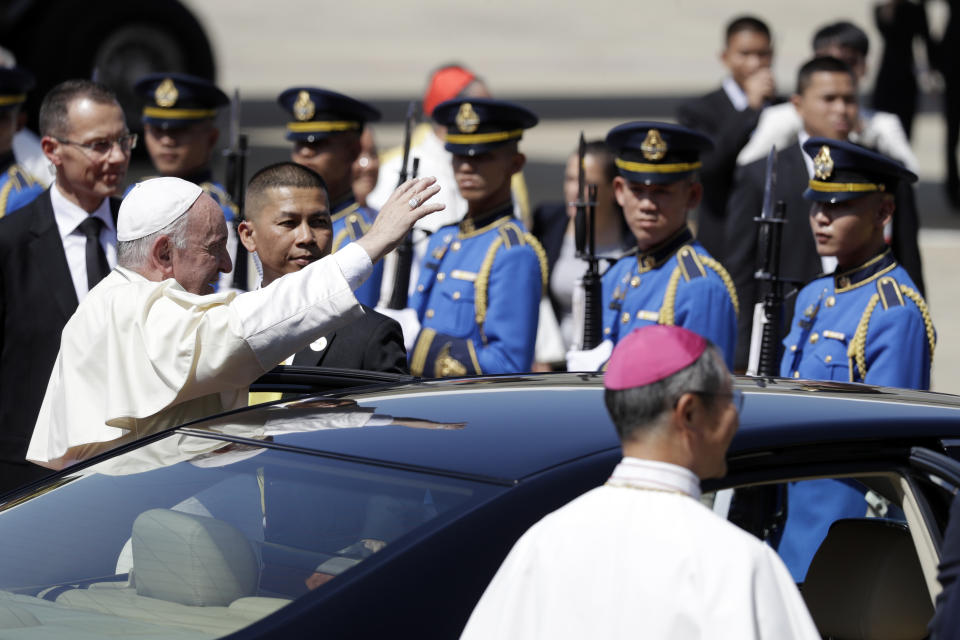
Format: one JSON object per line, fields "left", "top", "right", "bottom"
{"left": 182, "top": 374, "right": 960, "bottom": 484}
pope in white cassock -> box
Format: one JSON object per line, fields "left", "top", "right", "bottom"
{"left": 26, "top": 174, "right": 443, "bottom": 470}
{"left": 460, "top": 325, "right": 819, "bottom": 640}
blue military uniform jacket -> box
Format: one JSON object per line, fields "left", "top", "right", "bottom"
{"left": 776, "top": 249, "right": 935, "bottom": 582}
{"left": 601, "top": 227, "right": 738, "bottom": 368}
{"left": 408, "top": 204, "right": 547, "bottom": 377}
{"left": 779, "top": 249, "right": 934, "bottom": 388}
{"left": 329, "top": 195, "right": 383, "bottom": 307}
{"left": 0, "top": 153, "right": 42, "bottom": 216}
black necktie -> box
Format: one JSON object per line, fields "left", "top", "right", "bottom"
{"left": 77, "top": 216, "right": 110, "bottom": 290}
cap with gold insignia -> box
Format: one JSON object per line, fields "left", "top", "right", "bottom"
{"left": 802, "top": 137, "right": 918, "bottom": 203}
{"left": 432, "top": 98, "right": 538, "bottom": 156}
{"left": 0, "top": 66, "right": 34, "bottom": 112}
{"left": 605, "top": 121, "right": 713, "bottom": 185}
{"left": 277, "top": 87, "right": 381, "bottom": 143}
{"left": 134, "top": 73, "right": 228, "bottom": 129}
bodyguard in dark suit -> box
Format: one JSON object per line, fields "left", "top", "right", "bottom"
{"left": 676, "top": 15, "right": 776, "bottom": 262}
{"left": 238, "top": 161, "right": 406, "bottom": 374}
{"left": 725, "top": 56, "right": 926, "bottom": 371}
{"left": 0, "top": 80, "right": 132, "bottom": 492}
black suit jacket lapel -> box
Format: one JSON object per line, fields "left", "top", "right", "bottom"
{"left": 28, "top": 191, "right": 78, "bottom": 319}
{"left": 292, "top": 331, "right": 337, "bottom": 367}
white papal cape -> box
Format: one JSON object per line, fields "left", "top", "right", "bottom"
{"left": 460, "top": 458, "right": 819, "bottom": 640}
{"left": 26, "top": 244, "right": 372, "bottom": 469}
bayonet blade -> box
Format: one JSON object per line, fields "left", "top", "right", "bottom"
{"left": 760, "top": 145, "right": 777, "bottom": 220}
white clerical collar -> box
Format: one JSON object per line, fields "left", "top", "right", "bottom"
{"left": 51, "top": 182, "right": 115, "bottom": 243}
{"left": 607, "top": 457, "right": 701, "bottom": 499}
{"left": 722, "top": 76, "right": 750, "bottom": 112}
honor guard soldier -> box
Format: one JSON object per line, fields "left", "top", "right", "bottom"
{"left": 131, "top": 73, "right": 238, "bottom": 290}
{"left": 278, "top": 87, "right": 383, "bottom": 307}
{"left": 780, "top": 138, "right": 934, "bottom": 388}
{"left": 0, "top": 66, "right": 43, "bottom": 215}
{"left": 569, "top": 122, "right": 738, "bottom": 371}
{"left": 402, "top": 98, "right": 547, "bottom": 376}
{"left": 776, "top": 137, "right": 935, "bottom": 582}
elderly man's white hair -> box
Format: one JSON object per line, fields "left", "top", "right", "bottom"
{"left": 116, "top": 177, "right": 203, "bottom": 268}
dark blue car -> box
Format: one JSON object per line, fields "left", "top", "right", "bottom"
{"left": 0, "top": 370, "right": 957, "bottom": 639}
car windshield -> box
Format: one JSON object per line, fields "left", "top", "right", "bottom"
{"left": 0, "top": 431, "right": 499, "bottom": 639}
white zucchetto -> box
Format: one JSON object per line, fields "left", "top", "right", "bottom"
{"left": 118, "top": 177, "right": 203, "bottom": 241}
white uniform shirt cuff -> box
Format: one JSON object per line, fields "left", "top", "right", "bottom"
{"left": 335, "top": 243, "right": 374, "bottom": 292}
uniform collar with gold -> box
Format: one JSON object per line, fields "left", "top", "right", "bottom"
{"left": 458, "top": 201, "right": 513, "bottom": 237}
{"left": 632, "top": 226, "right": 694, "bottom": 272}
{"left": 833, "top": 249, "right": 897, "bottom": 293}
{"left": 331, "top": 194, "right": 359, "bottom": 220}
{"left": 605, "top": 457, "right": 700, "bottom": 499}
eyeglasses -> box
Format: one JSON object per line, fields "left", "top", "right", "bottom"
{"left": 56, "top": 133, "right": 138, "bottom": 156}
{"left": 684, "top": 389, "right": 745, "bottom": 413}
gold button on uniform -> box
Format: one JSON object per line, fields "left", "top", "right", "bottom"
{"left": 417, "top": 284, "right": 424, "bottom": 292}
{"left": 452, "top": 291, "right": 461, "bottom": 300}
{"left": 451, "top": 241, "right": 461, "bottom": 251}
{"left": 426, "top": 309, "right": 435, "bottom": 318}
{"left": 622, "top": 312, "right": 630, "bottom": 324}
{"left": 790, "top": 345, "right": 797, "bottom": 352}
{"left": 809, "top": 333, "right": 819, "bottom": 344}
{"left": 630, "top": 276, "right": 641, "bottom": 287}
{"left": 604, "top": 327, "right": 611, "bottom": 335}
{"left": 437, "top": 272, "right": 445, "bottom": 282}
{"left": 826, "top": 296, "right": 836, "bottom": 307}
{"left": 347, "top": 214, "right": 358, "bottom": 223}
{"left": 793, "top": 371, "right": 800, "bottom": 378}
{"left": 824, "top": 355, "right": 832, "bottom": 363}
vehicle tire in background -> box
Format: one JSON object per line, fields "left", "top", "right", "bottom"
{"left": 5, "top": 0, "right": 215, "bottom": 134}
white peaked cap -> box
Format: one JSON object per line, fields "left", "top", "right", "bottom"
{"left": 117, "top": 177, "right": 204, "bottom": 241}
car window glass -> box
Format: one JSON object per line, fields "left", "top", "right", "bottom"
{"left": 0, "top": 434, "right": 499, "bottom": 638}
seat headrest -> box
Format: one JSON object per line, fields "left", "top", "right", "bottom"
{"left": 802, "top": 518, "right": 933, "bottom": 639}
{"left": 132, "top": 509, "right": 258, "bottom": 607}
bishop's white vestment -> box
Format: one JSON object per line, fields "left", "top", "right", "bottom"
{"left": 460, "top": 457, "right": 819, "bottom": 640}
{"left": 26, "top": 244, "right": 372, "bottom": 469}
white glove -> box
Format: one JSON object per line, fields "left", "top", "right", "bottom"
{"left": 566, "top": 339, "right": 614, "bottom": 372}
{"left": 376, "top": 307, "right": 421, "bottom": 352}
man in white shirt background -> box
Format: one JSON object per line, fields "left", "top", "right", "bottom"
{"left": 0, "top": 79, "right": 132, "bottom": 493}
{"left": 460, "top": 325, "right": 819, "bottom": 640}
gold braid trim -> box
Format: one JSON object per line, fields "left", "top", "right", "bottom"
{"left": 699, "top": 255, "right": 740, "bottom": 317}
{"left": 658, "top": 266, "right": 684, "bottom": 326}
{"left": 899, "top": 284, "right": 937, "bottom": 361}
{"left": 0, "top": 179, "right": 11, "bottom": 218}
{"left": 524, "top": 232, "right": 549, "bottom": 294}
{"left": 199, "top": 181, "right": 239, "bottom": 217}
{"left": 847, "top": 293, "right": 881, "bottom": 382}
{"left": 474, "top": 236, "right": 504, "bottom": 330}
{"left": 847, "top": 285, "right": 937, "bottom": 382}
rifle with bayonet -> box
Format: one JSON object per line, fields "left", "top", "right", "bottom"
{"left": 747, "top": 147, "right": 787, "bottom": 376}
{"left": 224, "top": 89, "right": 249, "bottom": 290}
{"left": 386, "top": 101, "right": 420, "bottom": 309}
{"left": 574, "top": 132, "right": 603, "bottom": 350}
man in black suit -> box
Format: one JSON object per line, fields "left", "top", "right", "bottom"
{"left": 0, "top": 80, "right": 132, "bottom": 492}
{"left": 677, "top": 15, "right": 776, "bottom": 263}
{"left": 239, "top": 162, "right": 407, "bottom": 373}
{"left": 725, "top": 56, "right": 925, "bottom": 372}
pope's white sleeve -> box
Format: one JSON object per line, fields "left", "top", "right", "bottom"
{"left": 230, "top": 245, "right": 371, "bottom": 370}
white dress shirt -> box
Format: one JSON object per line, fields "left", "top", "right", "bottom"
{"left": 50, "top": 184, "right": 117, "bottom": 302}
{"left": 722, "top": 76, "right": 750, "bottom": 112}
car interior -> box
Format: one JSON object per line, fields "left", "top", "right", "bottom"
{"left": 0, "top": 436, "right": 493, "bottom": 638}
{"left": 710, "top": 469, "right": 948, "bottom": 640}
